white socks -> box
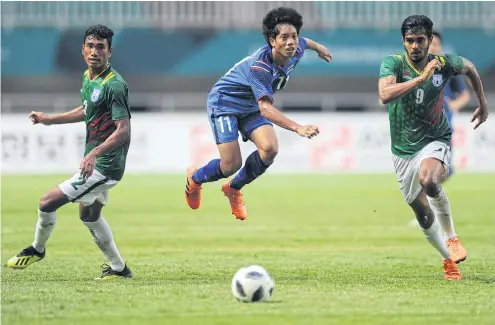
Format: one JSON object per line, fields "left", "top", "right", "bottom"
{"left": 427, "top": 188, "right": 457, "bottom": 239}
{"left": 32, "top": 209, "right": 57, "bottom": 253}
{"left": 421, "top": 217, "right": 451, "bottom": 260}
{"left": 83, "top": 216, "right": 125, "bottom": 272}
{"left": 31, "top": 209, "right": 125, "bottom": 272}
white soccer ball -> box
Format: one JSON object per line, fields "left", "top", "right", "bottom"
{"left": 231, "top": 265, "right": 275, "bottom": 303}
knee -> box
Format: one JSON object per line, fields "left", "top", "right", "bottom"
{"left": 221, "top": 157, "right": 242, "bottom": 177}
{"left": 39, "top": 192, "right": 62, "bottom": 213}
{"left": 258, "top": 142, "right": 278, "bottom": 163}
{"left": 419, "top": 172, "right": 441, "bottom": 196}
{"left": 79, "top": 206, "right": 100, "bottom": 223}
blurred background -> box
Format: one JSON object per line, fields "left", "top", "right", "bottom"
{"left": 2, "top": 1, "right": 495, "bottom": 174}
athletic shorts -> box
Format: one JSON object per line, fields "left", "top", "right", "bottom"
{"left": 59, "top": 169, "right": 118, "bottom": 206}
{"left": 207, "top": 110, "right": 272, "bottom": 144}
{"left": 392, "top": 141, "right": 451, "bottom": 204}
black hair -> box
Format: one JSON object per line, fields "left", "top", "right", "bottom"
{"left": 262, "top": 7, "right": 303, "bottom": 46}
{"left": 432, "top": 29, "right": 442, "bottom": 43}
{"left": 401, "top": 15, "right": 434, "bottom": 39}
{"left": 83, "top": 24, "right": 114, "bottom": 48}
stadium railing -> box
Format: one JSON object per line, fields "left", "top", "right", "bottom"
{"left": 2, "top": 1, "right": 494, "bottom": 31}
{"left": 2, "top": 92, "right": 494, "bottom": 114}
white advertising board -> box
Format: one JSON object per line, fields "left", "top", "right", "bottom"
{"left": 1, "top": 113, "right": 494, "bottom": 174}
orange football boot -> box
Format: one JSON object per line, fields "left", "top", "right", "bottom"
{"left": 443, "top": 259, "right": 462, "bottom": 281}
{"left": 185, "top": 167, "right": 202, "bottom": 209}
{"left": 221, "top": 181, "right": 248, "bottom": 220}
{"left": 446, "top": 236, "right": 467, "bottom": 264}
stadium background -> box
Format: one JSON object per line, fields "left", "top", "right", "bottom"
{"left": 2, "top": 1, "right": 495, "bottom": 175}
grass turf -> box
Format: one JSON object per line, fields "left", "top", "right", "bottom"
{"left": 2, "top": 174, "right": 494, "bottom": 325}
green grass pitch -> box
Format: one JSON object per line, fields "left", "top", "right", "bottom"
{"left": 2, "top": 174, "right": 494, "bottom": 325}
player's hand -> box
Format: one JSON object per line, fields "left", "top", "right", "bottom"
{"left": 80, "top": 152, "right": 97, "bottom": 180}
{"left": 29, "top": 111, "right": 52, "bottom": 125}
{"left": 470, "top": 102, "right": 489, "bottom": 130}
{"left": 317, "top": 45, "right": 332, "bottom": 62}
{"left": 420, "top": 59, "right": 441, "bottom": 83}
{"left": 296, "top": 125, "right": 320, "bottom": 139}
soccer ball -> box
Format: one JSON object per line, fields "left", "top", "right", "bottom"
{"left": 231, "top": 265, "right": 275, "bottom": 303}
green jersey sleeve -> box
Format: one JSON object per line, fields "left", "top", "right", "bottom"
{"left": 106, "top": 81, "right": 131, "bottom": 121}
{"left": 443, "top": 54, "right": 464, "bottom": 76}
{"left": 379, "top": 55, "right": 400, "bottom": 79}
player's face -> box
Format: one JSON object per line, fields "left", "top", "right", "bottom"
{"left": 269, "top": 24, "right": 299, "bottom": 58}
{"left": 429, "top": 35, "right": 442, "bottom": 55}
{"left": 403, "top": 33, "right": 431, "bottom": 63}
{"left": 82, "top": 36, "right": 111, "bottom": 70}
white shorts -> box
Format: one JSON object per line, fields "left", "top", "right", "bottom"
{"left": 59, "top": 169, "right": 119, "bottom": 206}
{"left": 392, "top": 141, "right": 451, "bottom": 204}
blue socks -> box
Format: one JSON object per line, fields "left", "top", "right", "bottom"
{"left": 192, "top": 151, "right": 271, "bottom": 189}
{"left": 192, "top": 159, "right": 225, "bottom": 184}
{"left": 230, "top": 151, "right": 269, "bottom": 190}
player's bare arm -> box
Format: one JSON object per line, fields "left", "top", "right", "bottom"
{"left": 379, "top": 75, "right": 421, "bottom": 105}
{"left": 258, "top": 97, "right": 319, "bottom": 139}
{"left": 303, "top": 37, "right": 332, "bottom": 62}
{"left": 378, "top": 59, "right": 440, "bottom": 104}
{"left": 460, "top": 57, "right": 489, "bottom": 129}
{"left": 80, "top": 118, "right": 131, "bottom": 179}
{"left": 29, "top": 105, "right": 85, "bottom": 125}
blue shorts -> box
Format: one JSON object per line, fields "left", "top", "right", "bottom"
{"left": 207, "top": 110, "right": 273, "bottom": 144}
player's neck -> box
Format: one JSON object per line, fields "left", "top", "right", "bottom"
{"left": 88, "top": 63, "right": 110, "bottom": 80}
{"left": 271, "top": 48, "right": 290, "bottom": 67}
{"left": 406, "top": 54, "right": 428, "bottom": 73}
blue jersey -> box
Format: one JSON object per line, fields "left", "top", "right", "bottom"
{"left": 443, "top": 75, "right": 467, "bottom": 127}
{"left": 207, "top": 37, "right": 308, "bottom": 115}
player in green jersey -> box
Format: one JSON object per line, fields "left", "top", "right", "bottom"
{"left": 408, "top": 30, "right": 472, "bottom": 238}
{"left": 7, "top": 25, "right": 133, "bottom": 280}
{"left": 378, "top": 15, "right": 488, "bottom": 280}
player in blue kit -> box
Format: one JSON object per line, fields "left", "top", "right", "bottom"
{"left": 185, "top": 7, "right": 332, "bottom": 220}
{"left": 429, "top": 30, "right": 471, "bottom": 179}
